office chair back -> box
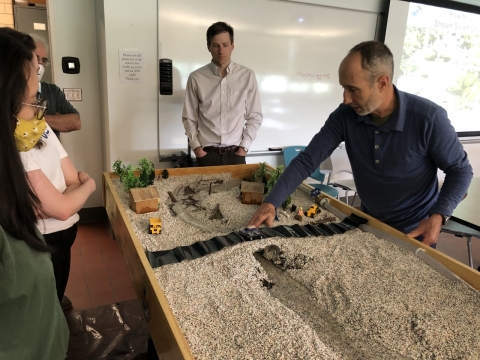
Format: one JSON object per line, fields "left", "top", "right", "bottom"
{"left": 327, "top": 144, "right": 354, "bottom": 184}
{"left": 283, "top": 146, "right": 338, "bottom": 198}
{"left": 327, "top": 143, "right": 358, "bottom": 205}
{"left": 283, "top": 146, "right": 326, "bottom": 183}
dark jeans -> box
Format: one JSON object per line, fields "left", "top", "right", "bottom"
{"left": 196, "top": 152, "right": 246, "bottom": 166}
{"left": 43, "top": 223, "right": 78, "bottom": 301}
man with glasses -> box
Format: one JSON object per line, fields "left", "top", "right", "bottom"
{"left": 31, "top": 34, "right": 81, "bottom": 139}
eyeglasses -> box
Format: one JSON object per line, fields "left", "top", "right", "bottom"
{"left": 22, "top": 98, "right": 48, "bottom": 120}
{"left": 37, "top": 55, "right": 50, "bottom": 66}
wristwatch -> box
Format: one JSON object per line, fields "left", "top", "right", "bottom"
{"left": 441, "top": 214, "right": 451, "bottom": 225}
{"left": 430, "top": 213, "right": 450, "bottom": 225}
{"left": 242, "top": 146, "right": 248, "bottom": 153}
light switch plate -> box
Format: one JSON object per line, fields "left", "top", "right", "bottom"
{"left": 63, "top": 88, "right": 82, "bottom": 101}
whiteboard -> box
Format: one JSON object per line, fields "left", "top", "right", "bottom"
{"left": 158, "top": 0, "right": 379, "bottom": 154}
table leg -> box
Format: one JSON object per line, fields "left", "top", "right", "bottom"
{"left": 467, "top": 235, "right": 473, "bottom": 268}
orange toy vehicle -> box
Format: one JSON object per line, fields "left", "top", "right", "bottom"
{"left": 306, "top": 204, "right": 320, "bottom": 218}
{"left": 149, "top": 218, "right": 162, "bottom": 234}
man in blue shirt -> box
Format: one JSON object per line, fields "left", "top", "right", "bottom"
{"left": 248, "top": 41, "right": 473, "bottom": 247}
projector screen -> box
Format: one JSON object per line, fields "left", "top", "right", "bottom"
{"left": 385, "top": 0, "right": 480, "bottom": 137}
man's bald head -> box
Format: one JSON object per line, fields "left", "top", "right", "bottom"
{"left": 347, "top": 41, "right": 394, "bottom": 84}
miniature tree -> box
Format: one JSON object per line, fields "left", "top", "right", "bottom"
{"left": 265, "top": 164, "right": 292, "bottom": 207}
{"left": 250, "top": 162, "right": 292, "bottom": 206}
{"left": 112, "top": 160, "right": 137, "bottom": 191}
{"left": 281, "top": 196, "right": 292, "bottom": 209}
{"left": 113, "top": 158, "right": 155, "bottom": 191}
{"left": 266, "top": 165, "right": 283, "bottom": 192}
{"left": 137, "top": 158, "right": 155, "bottom": 188}
{"left": 252, "top": 162, "right": 268, "bottom": 183}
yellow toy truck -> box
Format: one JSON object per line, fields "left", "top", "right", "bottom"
{"left": 149, "top": 218, "right": 162, "bottom": 234}
{"left": 306, "top": 204, "right": 320, "bottom": 218}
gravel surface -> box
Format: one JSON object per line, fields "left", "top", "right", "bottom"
{"left": 112, "top": 173, "right": 480, "bottom": 359}
{"left": 111, "top": 173, "right": 337, "bottom": 252}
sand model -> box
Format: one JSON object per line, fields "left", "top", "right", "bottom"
{"left": 111, "top": 173, "right": 480, "bottom": 360}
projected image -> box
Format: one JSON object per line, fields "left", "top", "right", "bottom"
{"left": 398, "top": 3, "right": 480, "bottom": 133}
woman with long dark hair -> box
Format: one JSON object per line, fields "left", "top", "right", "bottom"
{"left": 0, "top": 28, "right": 96, "bottom": 311}
{"left": 0, "top": 30, "right": 69, "bottom": 359}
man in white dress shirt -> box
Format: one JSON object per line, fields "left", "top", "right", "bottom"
{"left": 182, "top": 21, "right": 263, "bottom": 166}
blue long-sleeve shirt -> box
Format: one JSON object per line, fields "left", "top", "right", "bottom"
{"left": 265, "top": 86, "right": 473, "bottom": 233}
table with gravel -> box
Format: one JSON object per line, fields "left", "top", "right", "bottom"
{"left": 112, "top": 173, "right": 480, "bottom": 360}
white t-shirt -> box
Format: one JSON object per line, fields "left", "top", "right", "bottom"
{"left": 20, "top": 125, "right": 79, "bottom": 234}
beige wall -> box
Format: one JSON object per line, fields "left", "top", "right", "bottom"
{"left": 95, "top": 0, "right": 159, "bottom": 171}
{"left": 0, "top": 0, "right": 13, "bottom": 28}
{"left": 48, "top": 0, "right": 104, "bottom": 207}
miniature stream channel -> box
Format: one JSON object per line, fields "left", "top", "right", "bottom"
{"left": 255, "top": 245, "right": 410, "bottom": 359}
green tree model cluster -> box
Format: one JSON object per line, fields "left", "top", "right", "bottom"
{"left": 113, "top": 158, "right": 155, "bottom": 191}
{"left": 252, "top": 162, "right": 291, "bottom": 207}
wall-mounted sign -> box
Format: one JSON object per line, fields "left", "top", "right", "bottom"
{"left": 33, "top": 22, "right": 46, "bottom": 30}
{"left": 119, "top": 49, "right": 144, "bottom": 84}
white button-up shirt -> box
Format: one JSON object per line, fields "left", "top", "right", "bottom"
{"left": 182, "top": 61, "right": 263, "bottom": 150}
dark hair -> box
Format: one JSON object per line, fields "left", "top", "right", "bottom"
{"left": 0, "top": 28, "right": 45, "bottom": 149}
{"left": 0, "top": 29, "right": 48, "bottom": 252}
{"left": 0, "top": 27, "right": 36, "bottom": 51}
{"left": 206, "top": 21, "right": 234, "bottom": 46}
{"left": 349, "top": 41, "right": 394, "bottom": 82}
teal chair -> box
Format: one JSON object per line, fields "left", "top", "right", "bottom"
{"left": 283, "top": 146, "right": 339, "bottom": 198}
